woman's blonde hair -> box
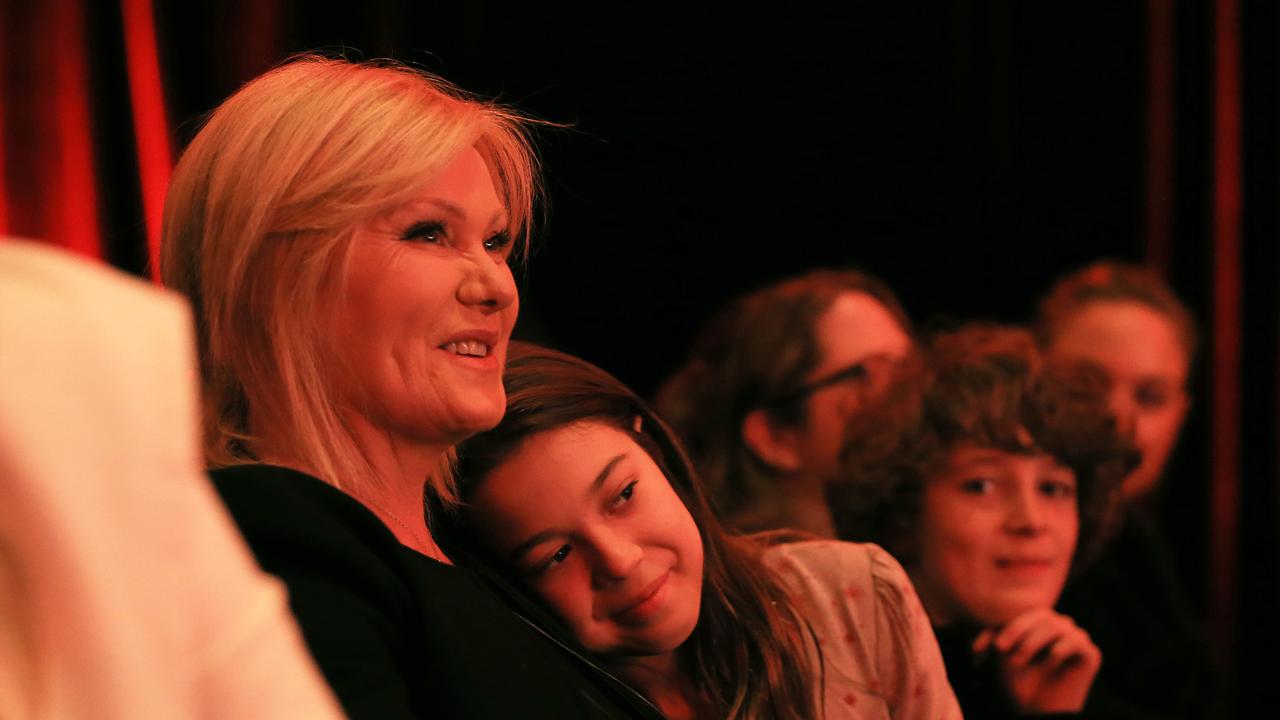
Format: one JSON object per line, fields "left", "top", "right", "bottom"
{"left": 161, "top": 54, "right": 542, "bottom": 499}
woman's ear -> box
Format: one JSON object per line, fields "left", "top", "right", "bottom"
{"left": 632, "top": 414, "right": 644, "bottom": 434}
{"left": 741, "top": 408, "right": 802, "bottom": 473}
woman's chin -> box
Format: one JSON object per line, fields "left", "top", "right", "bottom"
{"left": 451, "top": 397, "right": 508, "bottom": 437}
{"left": 409, "top": 395, "right": 507, "bottom": 446}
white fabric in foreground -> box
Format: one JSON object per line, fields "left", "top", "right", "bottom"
{"left": 0, "top": 240, "right": 342, "bottom": 719}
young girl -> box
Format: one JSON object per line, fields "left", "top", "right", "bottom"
{"left": 828, "top": 325, "right": 1136, "bottom": 718}
{"left": 433, "top": 343, "right": 960, "bottom": 719}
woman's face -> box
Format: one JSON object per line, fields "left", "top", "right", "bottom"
{"left": 792, "top": 291, "right": 912, "bottom": 480}
{"left": 467, "top": 421, "right": 705, "bottom": 659}
{"left": 325, "top": 147, "right": 518, "bottom": 447}
{"left": 1047, "top": 301, "right": 1190, "bottom": 499}
{"left": 912, "top": 446, "right": 1079, "bottom": 627}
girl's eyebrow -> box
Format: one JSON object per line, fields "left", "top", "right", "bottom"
{"left": 591, "top": 453, "right": 628, "bottom": 492}
{"left": 508, "top": 453, "right": 629, "bottom": 563}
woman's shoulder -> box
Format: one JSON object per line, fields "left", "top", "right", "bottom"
{"left": 210, "top": 464, "right": 402, "bottom": 570}
{"left": 211, "top": 463, "right": 367, "bottom": 515}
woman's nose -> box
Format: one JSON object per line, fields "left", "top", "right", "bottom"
{"left": 457, "top": 251, "right": 517, "bottom": 313}
{"left": 1109, "top": 389, "right": 1138, "bottom": 437}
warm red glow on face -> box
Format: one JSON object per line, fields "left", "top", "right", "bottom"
{"left": 325, "top": 148, "right": 518, "bottom": 446}
{"left": 794, "top": 291, "right": 913, "bottom": 482}
{"left": 468, "top": 422, "right": 705, "bottom": 660}
{"left": 1048, "top": 301, "right": 1190, "bottom": 500}
{"left": 913, "top": 446, "right": 1079, "bottom": 627}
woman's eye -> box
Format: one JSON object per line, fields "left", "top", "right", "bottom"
{"left": 959, "top": 478, "right": 993, "bottom": 494}
{"left": 484, "top": 230, "right": 513, "bottom": 255}
{"left": 1135, "top": 385, "right": 1170, "bottom": 410}
{"left": 401, "top": 221, "right": 445, "bottom": 244}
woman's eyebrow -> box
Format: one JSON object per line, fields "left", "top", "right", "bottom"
{"left": 414, "top": 198, "right": 508, "bottom": 228}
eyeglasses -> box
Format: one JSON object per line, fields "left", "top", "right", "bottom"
{"left": 765, "top": 353, "right": 903, "bottom": 409}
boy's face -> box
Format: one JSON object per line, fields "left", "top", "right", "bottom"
{"left": 912, "top": 445, "right": 1079, "bottom": 627}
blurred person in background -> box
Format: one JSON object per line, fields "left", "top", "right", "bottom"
{"left": 656, "top": 269, "right": 914, "bottom": 537}
{"left": 1036, "top": 261, "right": 1210, "bottom": 718}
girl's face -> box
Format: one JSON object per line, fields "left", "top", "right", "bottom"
{"left": 1046, "top": 301, "right": 1190, "bottom": 500}
{"left": 467, "top": 421, "right": 705, "bottom": 659}
{"left": 912, "top": 445, "right": 1080, "bottom": 627}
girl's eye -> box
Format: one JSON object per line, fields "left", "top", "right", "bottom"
{"left": 484, "top": 230, "right": 513, "bottom": 255}
{"left": 532, "top": 545, "right": 572, "bottom": 576}
{"left": 613, "top": 480, "right": 638, "bottom": 508}
{"left": 959, "top": 478, "right": 994, "bottom": 494}
{"left": 550, "top": 545, "right": 571, "bottom": 565}
{"left": 401, "top": 221, "right": 445, "bottom": 243}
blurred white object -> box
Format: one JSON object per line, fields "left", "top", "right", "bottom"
{"left": 0, "top": 240, "right": 342, "bottom": 719}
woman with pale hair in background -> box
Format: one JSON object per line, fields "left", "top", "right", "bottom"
{"left": 1036, "top": 261, "right": 1211, "bottom": 719}
{"left": 656, "top": 269, "right": 914, "bottom": 537}
{"left": 162, "top": 54, "right": 660, "bottom": 719}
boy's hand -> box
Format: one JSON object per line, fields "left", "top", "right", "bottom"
{"left": 973, "top": 608, "right": 1101, "bottom": 714}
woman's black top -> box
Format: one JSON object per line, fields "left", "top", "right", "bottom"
{"left": 211, "top": 464, "right": 662, "bottom": 720}
{"left": 1057, "top": 507, "right": 1212, "bottom": 719}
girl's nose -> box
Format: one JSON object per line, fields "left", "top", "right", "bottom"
{"left": 590, "top": 530, "right": 643, "bottom": 586}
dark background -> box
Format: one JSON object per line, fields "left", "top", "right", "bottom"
{"left": 3, "top": 1, "right": 1276, "bottom": 714}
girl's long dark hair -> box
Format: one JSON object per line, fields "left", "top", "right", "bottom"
{"left": 441, "top": 342, "right": 818, "bottom": 719}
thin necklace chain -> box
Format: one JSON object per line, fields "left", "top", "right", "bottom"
{"left": 367, "top": 499, "right": 447, "bottom": 563}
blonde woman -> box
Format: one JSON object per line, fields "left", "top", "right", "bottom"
{"left": 162, "top": 55, "right": 660, "bottom": 719}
